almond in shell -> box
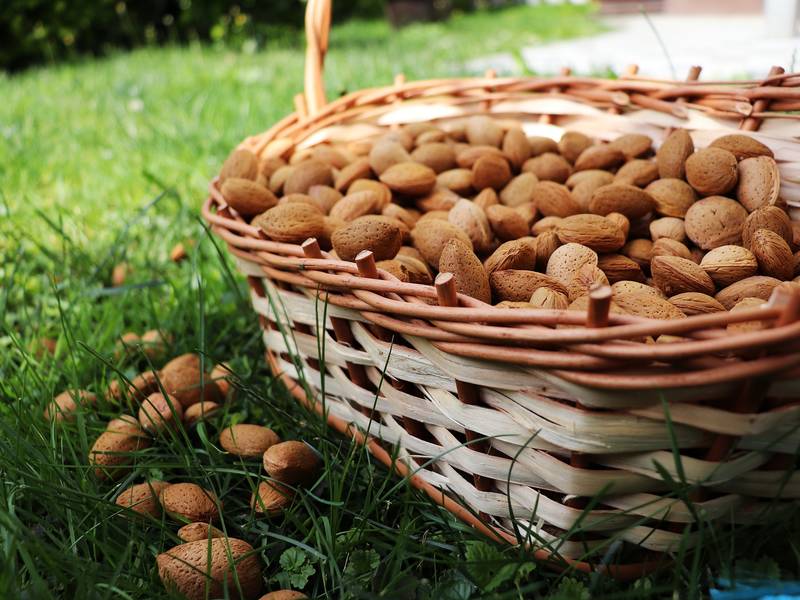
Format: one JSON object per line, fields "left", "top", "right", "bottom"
{"left": 685, "top": 147, "right": 738, "bottom": 196}
{"left": 220, "top": 424, "right": 281, "bottom": 459}
{"left": 328, "top": 190, "right": 380, "bottom": 222}
{"left": 448, "top": 199, "right": 493, "bottom": 254}
{"left": 700, "top": 245, "right": 758, "bottom": 287}
{"left": 545, "top": 243, "right": 598, "bottom": 285}
{"left": 750, "top": 228, "right": 794, "bottom": 280}
{"left": 436, "top": 168, "right": 473, "bottom": 195}
{"left": 184, "top": 401, "right": 221, "bottom": 426}
{"left": 221, "top": 178, "right": 278, "bottom": 217}
{"left": 736, "top": 156, "right": 781, "bottom": 213}
{"left": 331, "top": 215, "right": 403, "bottom": 262}
{"left": 715, "top": 275, "right": 782, "bottom": 309}
{"left": 558, "top": 131, "right": 593, "bottom": 164}
{"left": 45, "top": 389, "right": 96, "bottom": 422}
{"left": 649, "top": 217, "right": 686, "bottom": 242}
{"left": 439, "top": 239, "right": 491, "bottom": 303}
{"left": 410, "top": 143, "right": 456, "bottom": 173}
{"left": 522, "top": 153, "right": 571, "bottom": 183}
{"left": 608, "top": 133, "right": 653, "bottom": 160}
{"left": 529, "top": 287, "right": 569, "bottom": 310}
{"left": 668, "top": 292, "right": 726, "bottom": 316}
{"left": 472, "top": 154, "right": 512, "bottom": 190}
{"left": 160, "top": 483, "right": 221, "bottom": 523}
{"left": 411, "top": 220, "right": 473, "bottom": 268}
{"left": 645, "top": 178, "right": 696, "bottom": 218}
{"left": 742, "top": 206, "right": 793, "bottom": 248}
{"left": 499, "top": 172, "right": 538, "bottom": 207}
{"left": 251, "top": 480, "right": 294, "bottom": 516}
{"left": 90, "top": 429, "right": 150, "bottom": 480}
{"left": 684, "top": 196, "right": 748, "bottom": 250}
{"left": 597, "top": 254, "right": 645, "bottom": 284}
{"left": 485, "top": 204, "right": 529, "bottom": 241}
{"left": 253, "top": 204, "right": 327, "bottom": 244}
{"left": 263, "top": 440, "right": 321, "bottom": 487}
{"left": 656, "top": 129, "right": 694, "bottom": 179}
{"left": 555, "top": 214, "right": 626, "bottom": 253}
{"left": 533, "top": 181, "right": 582, "bottom": 218}
{"left": 465, "top": 116, "right": 504, "bottom": 147}
{"left": 574, "top": 145, "right": 625, "bottom": 172}
{"left": 728, "top": 297, "right": 770, "bottom": 333}
{"left": 380, "top": 162, "right": 436, "bottom": 196}
{"left": 484, "top": 238, "right": 538, "bottom": 274}
{"left": 177, "top": 522, "right": 225, "bottom": 543}
{"left": 369, "top": 140, "right": 411, "bottom": 175}
{"left": 284, "top": 159, "right": 333, "bottom": 195}
{"left": 116, "top": 480, "right": 171, "bottom": 517}
{"left": 710, "top": 134, "right": 774, "bottom": 161}
{"left": 565, "top": 264, "right": 609, "bottom": 301}
{"left": 614, "top": 292, "right": 686, "bottom": 320}
{"left": 589, "top": 184, "right": 655, "bottom": 220}
{"left": 502, "top": 127, "right": 532, "bottom": 169}
{"left": 614, "top": 159, "right": 659, "bottom": 187}
{"left": 651, "top": 256, "right": 715, "bottom": 296}
{"left": 490, "top": 270, "right": 568, "bottom": 303}
{"left": 220, "top": 149, "right": 258, "bottom": 182}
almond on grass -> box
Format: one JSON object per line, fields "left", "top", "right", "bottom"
{"left": 645, "top": 178, "right": 697, "bottom": 218}
{"left": 448, "top": 199, "right": 493, "bottom": 254}
{"left": 589, "top": 184, "right": 655, "bottom": 220}
{"left": 715, "top": 275, "right": 782, "bottom": 309}
{"left": 160, "top": 483, "right": 221, "bottom": 523}
{"left": 184, "top": 401, "right": 221, "bottom": 426}
{"left": 522, "top": 153, "right": 571, "bottom": 183}
{"left": 651, "top": 256, "right": 715, "bottom": 296}
{"left": 737, "top": 156, "right": 781, "bottom": 213}
{"left": 555, "top": 214, "right": 626, "bottom": 253}
{"left": 685, "top": 147, "right": 738, "bottom": 196}
{"left": 502, "top": 127, "right": 532, "bottom": 169}
{"left": 656, "top": 129, "right": 694, "bottom": 179}
{"left": 669, "top": 292, "right": 726, "bottom": 316}
{"left": 558, "top": 131, "right": 593, "bottom": 164}
{"left": 614, "top": 159, "right": 659, "bottom": 187}
{"left": 439, "top": 239, "right": 491, "bottom": 303}
{"left": 116, "top": 480, "right": 171, "bottom": 518}
{"left": 484, "top": 238, "right": 538, "bottom": 274}
{"left": 750, "top": 228, "right": 794, "bottom": 280}
{"left": 609, "top": 133, "right": 653, "bottom": 160}
{"left": 597, "top": 254, "right": 645, "bottom": 284}
{"left": 574, "top": 145, "right": 625, "bottom": 172}
{"left": 411, "top": 143, "right": 456, "bottom": 173}
{"left": 220, "top": 424, "right": 280, "bottom": 459}
{"left": 263, "top": 440, "right": 321, "bottom": 487}
{"left": 472, "top": 154, "right": 512, "bottom": 190}
{"left": 533, "top": 181, "right": 582, "bottom": 218}
{"left": 160, "top": 353, "right": 219, "bottom": 408}
{"left": 138, "top": 393, "right": 184, "bottom": 434}
{"left": 411, "top": 219, "right": 473, "bottom": 268}
{"left": 490, "top": 270, "right": 568, "bottom": 302}
{"left": 710, "top": 134, "right": 774, "bottom": 161}
{"left": 500, "top": 173, "right": 538, "bottom": 207}
{"left": 546, "top": 243, "right": 598, "bottom": 285}
{"left": 380, "top": 162, "right": 436, "bottom": 196}
{"left": 684, "top": 196, "right": 748, "bottom": 250}
{"left": 221, "top": 178, "right": 278, "bottom": 217}
{"left": 331, "top": 215, "right": 403, "bottom": 262}
{"left": 220, "top": 149, "right": 258, "bottom": 182}
{"left": 529, "top": 287, "right": 569, "bottom": 309}
{"left": 251, "top": 480, "right": 295, "bottom": 516}
{"left": 486, "top": 204, "right": 529, "bottom": 241}
{"left": 44, "top": 389, "right": 96, "bottom": 422}
{"left": 90, "top": 429, "right": 150, "bottom": 480}
{"left": 742, "top": 206, "right": 793, "bottom": 248}
{"left": 177, "top": 522, "right": 225, "bottom": 543}
{"left": 700, "top": 245, "right": 758, "bottom": 287}
{"left": 260, "top": 591, "right": 309, "bottom": 600}
{"left": 253, "top": 204, "right": 327, "bottom": 245}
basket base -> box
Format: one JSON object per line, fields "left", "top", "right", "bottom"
{"left": 265, "top": 348, "right": 665, "bottom": 581}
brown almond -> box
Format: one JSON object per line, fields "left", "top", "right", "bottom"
{"left": 597, "top": 254, "right": 644, "bottom": 284}
{"left": 669, "top": 292, "right": 726, "bottom": 316}
{"left": 728, "top": 297, "right": 770, "bottom": 333}
{"left": 555, "top": 214, "right": 625, "bottom": 252}
{"left": 220, "top": 148, "right": 258, "bottom": 182}
{"left": 416, "top": 128, "right": 447, "bottom": 145}
{"left": 220, "top": 424, "right": 280, "bottom": 459}
{"left": 251, "top": 480, "right": 295, "bottom": 516}
{"left": 621, "top": 238, "right": 653, "bottom": 269}
{"left": 160, "top": 353, "right": 219, "bottom": 408}
{"left": 559, "top": 131, "right": 593, "bottom": 164}
{"left": 263, "top": 440, "right": 321, "bottom": 486}
{"left": 700, "top": 245, "right": 758, "bottom": 287}
{"left": 649, "top": 217, "right": 685, "bottom": 242}
{"left": 411, "top": 143, "right": 456, "bottom": 173}
{"left": 566, "top": 169, "right": 614, "bottom": 189}
{"left": 614, "top": 292, "right": 686, "bottom": 320}
{"left": 116, "top": 481, "right": 170, "bottom": 517}
{"left": 742, "top": 206, "right": 793, "bottom": 248}
{"left": 571, "top": 173, "right": 616, "bottom": 212}
{"left": 253, "top": 204, "right": 326, "bottom": 244}
{"left": 484, "top": 238, "right": 538, "bottom": 274}
{"left": 380, "top": 162, "right": 436, "bottom": 196}
{"left": 589, "top": 184, "right": 655, "bottom": 220}
{"left": 574, "top": 145, "right": 625, "bottom": 172}
{"left": 138, "top": 393, "right": 184, "bottom": 434}
{"left": 500, "top": 172, "right": 538, "bottom": 207}
{"left": 269, "top": 165, "right": 294, "bottom": 194}
{"left": 502, "top": 127, "right": 532, "bottom": 169}
{"left": 546, "top": 243, "right": 598, "bottom": 285}
{"left": 436, "top": 168, "right": 473, "bottom": 195}
{"left": 284, "top": 159, "right": 333, "bottom": 195}
{"left": 715, "top": 275, "right": 782, "bottom": 309}
{"left": 448, "top": 199, "right": 493, "bottom": 254}
{"left": 394, "top": 252, "right": 434, "bottom": 284}
{"left": 160, "top": 483, "right": 220, "bottom": 523}
{"left": 605, "top": 212, "right": 630, "bottom": 238}
{"left": 736, "top": 156, "right": 781, "bottom": 213}
{"left": 369, "top": 140, "right": 411, "bottom": 175}
{"left": 612, "top": 280, "right": 664, "bottom": 297}
{"left": 529, "top": 287, "right": 569, "bottom": 310}
{"left": 472, "top": 154, "right": 512, "bottom": 190}
{"left": 106, "top": 414, "right": 144, "bottom": 435}
{"left": 221, "top": 178, "right": 278, "bottom": 217}
{"left": 614, "top": 159, "right": 659, "bottom": 187}
{"left": 486, "top": 204, "right": 529, "bottom": 241}
{"left": 90, "top": 430, "right": 150, "bottom": 480}
{"left": 533, "top": 181, "right": 582, "bottom": 218}
{"left": 490, "top": 270, "right": 568, "bottom": 302}
{"left": 177, "top": 522, "right": 225, "bottom": 543}
{"left": 258, "top": 156, "right": 286, "bottom": 180}
{"left": 535, "top": 230, "right": 561, "bottom": 270}
{"left": 522, "top": 152, "right": 571, "bottom": 183}
{"left": 439, "top": 239, "right": 491, "bottom": 303}
{"left": 685, "top": 147, "right": 738, "bottom": 196}
{"left": 456, "top": 145, "right": 505, "bottom": 169}
{"left": 608, "top": 134, "right": 653, "bottom": 160}
{"left": 184, "top": 401, "right": 221, "bottom": 426}
{"left": 528, "top": 136, "right": 559, "bottom": 156}
{"left": 684, "top": 196, "right": 748, "bottom": 250}
{"left": 710, "top": 134, "right": 774, "bottom": 161}
{"left": 334, "top": 158, "right": 371, "bottom": 191}
{"left": 348, "top": 179, "right": 392, "bottom": 206}
{"left": 645, "top": 178, "right": 697, "bottom": 218}
{"left": 310, "top": 145, "right": 350, "bottom": 169}
{"left": 651, "top": 256, "right": 715, "bottom": 296}
{"left": 465, "top": 116, "right": 504, "bottom": 147}
{"left": 474, "top": 187, "right": 499, "bottom": 210}
{"left": 656, "top": 129, "right": 694, "bottom": 179}
{"left": 651, "top": 238, "right": 694, "bottom": 261}
{"left": 417, "top": 189, "right": 460, "bottom": 213}
{"left": 308, "top": 185, "right": 343, "bottom": 214}
{"left": 331, "top": 215, "right": 403, "bottom": 262}
{"left": 532, "top": 216, "right": 563, "bottom": 235}
{"left": 45, "top": 389, "right": 96, "bottom": 422}
{"left": 328, "top": 191, "right": 380, "bottom": 222}
{"left": 382, "top": 203, "right": 419, "bottom": 229}
{"left": 750, "top": 228, "right": 794, "bottom": 280}
{"left": 411, "top": 219, "right": 474, "bottom": 268}
{"left": 566, "top": 264, "right": 609, "bottom": 301}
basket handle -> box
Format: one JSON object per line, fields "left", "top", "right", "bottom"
{"left": 304, "top": 0, "right": 332, "bottom": 117}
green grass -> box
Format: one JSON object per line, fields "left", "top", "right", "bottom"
{"left": 1, "top": 3, "right": 799, "bottom": 599}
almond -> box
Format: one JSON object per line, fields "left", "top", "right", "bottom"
{"left": 612, "top": 280, "right": 664, "bottom": 297}
{"left": 328, "top": 190, "right": 380, "bottom": 222}
{"left": 160, "top": 482, "right": 221, "bottom": 523}
{"left": 220, "top": 149, "right": 258, "bottom": 182}
{"left": 106, "top": 414, "right": 144, "bottom": 435}
{"left": 160, "top": 353, "right": 219, "bottom": 408}
{"left": 621, "top": 238, "right": 653, "bottom": 269}
{"left": 490, "top": 269, "right": 568, "bottom": 302}
{"left": 184, "top": 401, "right": 221, "bottom": 426}
{"left": 742, "top": 206, "right": 793, "bottom": 248}
{"left": 45, "top": 389, "right": 96, "bottom": 422}
{"left": 263, "top": 440, "right": 321, "bottom": 486}
{"left": 614, "top": 159, "right": 659, "bottom": 187}
{"left": 269, "top": 165, "right": 294, "bottom": 194}
{"left": 485, "top": 204, "right": 529, "bottom": 241}
{"left": 465, "top": 116, "right": 504, "bottom": 147}
{"left": 474, "top": 187, "right": 499, "bottom": 210}
{"left": 410, "top": 143, "right": 456, "bottom": 173}
{"left": 546, "top": 243, "right": 598, "bottom": 285}
{"left": 211, "top": 362, "right": 235, "bottom": 399}
{"left": 608, "top": 133, "right": 653, "bottom": 160}
{"left": 566, "top": 170, "right": 613, "bottom": 189}
{"left": 555, "top": 214, "right": 625, "bottom": 252}
{"left": 472, "top": 154, "right": 512, "bottom": 190}
{"left": 417, "top": 209, "right": 450, "bottom": 223}
{"left": 651, "top": 256, "right": 715, "bottom": 296}
{"left": 456, "top": 145, "right": 505, "bottom": 169}
{"left": 253, "top": 204, "right": 327, "bottom": 244}
{"left": 348, "top": 179, "right": 392, "bottom": 206}
{"left": 529, "top": 287, "right": 569, "bottom": 309}
{"left": 571, "top": 171, "right": 616, "bottom": 211}
{"left": 331, "top": 215, "right": 403, "bottom": 262}
{"left": 597, "top": 254, "right": 644, "bottom": 284}
{"left": 710, "top": 134, "right": 774, "bottom": 161}
{"left": 416, "top": 128, "right": 447, "bottom": 145}
{"left": 559, "top": 131, "right": 593, "bottom": 164}
{"left": 369, "top": 139, "right": 411, "bottom": 175}
{"left": 685, "top": 147, "right": 738, "bottom": 196}
{"left": 535, "top": 231, "right": 561, "bottom": 269}
{"left": 651, "top": 238, "right": 694, "bottom": 261}
{"left": 528, "top": 136, "right": 559, "bottom": 156}
{"left": 284, "top": 159, "right": 333, "bottom": 195}
{"left": 220, "top": 424, "right": 280, "bottom": 459}
{"left": 669, "top": 292, "right": 726, "bottom": 316}
{"left": 310, "top": 145, "right": 350, "bottom": 169}
{"left": 656, "top": 129, "right": 694, "bottom": 179}
{"left": 376, "top": 259, "right": 412, "bottom": 282}
{"left": 589, "top": 184, "right": 655, "bottom": 220}
{"left": 500, "top": 172, "right": 538, "bottom": 207}
{"left": 221, "top": 178, "right": 278, "bottom": 217}
{"left": 736, "top": 156, "right": 781, "bottom": 213}
{"left": 614, "top": 292, "right": 686, "bottom": 320}
{"left": 496, "top": 301, "right": 533, "bottom": 309}
{"left": 684, "top": 196, "right": 748, "bottom": 250}
{"left": 380, "top": 162, "right": 436, "bottom": 196}
{"left": 177, "top": 522, "right": 225, "bottom": 543}
{"left": 90, "top": 429, "right": 150, "bottom": 480}
{"left": 259, "top": 156, "right": 286, "bottom": 180}
{"left": 645, "top": 178, "right": 696, "bottom": 218}
{"left": 484, "top": 238, "right": 538, "bottom": 274}
{"left": 411, "top": 219, "right": 473, "bottom": 268}
{"left": 334, "top": 158, "right": 371, "bottom": 191}
{"left": 139, "top": 393, "right": 183, "bottom": 434}
{"left": 393, "top": 253, "right": 433, "bottom": 284}
{"left": 649, "top": 217, "right": 685, "bottom": 242}
{"left": 700, "top": 245, "right": 758, "bottom": 287}
{"left": 156, "top": 538, "right": 261, "bottom": 600}
{"left": 533, "top": 181, "right": 582, "bottom": 218}
{"left": 439, "top": 239, "right": 491, "bottom": 303}
{"left": 750, "top": 228, "right": 794, "bottom": 280}
{"left": 574, "top": 145, "right": 625, "bottom": 172}
{"left": 522, "top": 152, "right": 571, "bottom": 183}
{"left": 566, "top": 264, "right": 609, "bottom": 301}
{"left": 417, "top": 189, "right": 460, "bottom": 212}
{"left": 605, "top": 212, "right": 630, "bottom": 238}
{"left": 728, "top": 297, "right": 770, "bottom": 333}
{"left": 436, "top": 168, "right": 473, "bottom": 195}
{"left": 532, "top": 216, "right": 563, "bottom": 235}
{"left": 502, "top": 127, "right": 532, "bottom": 169}
{"left": 116, "top": 481, "right": 170, "bottom": 517}
{"left": 382, "top": 203, "right": 419, "bottom": 229}
{"left": 715, "top": 275, "right": 782, "bottom": 309}
{"left": 251, "top": 480, "right": 294, "bottom": 516}
{"left": 447, "top": 199, "right": 492, "bottom": 254}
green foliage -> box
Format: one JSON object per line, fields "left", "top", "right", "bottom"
{"left": 275, "top": 547, "right": 317, "bottom": 590}
{"left": 547, "top": 577, "right": 591, "bottom": 600}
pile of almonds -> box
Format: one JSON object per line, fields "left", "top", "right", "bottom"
{"left": 220, "top": 118, "right": 798, "bottom": 327}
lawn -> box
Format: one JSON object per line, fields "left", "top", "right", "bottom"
{"left": 1, "top": 3, "right": 797, "bottom": 599}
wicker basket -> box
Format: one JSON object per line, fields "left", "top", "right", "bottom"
{"left": 204, "top": 0, "right": 800, "bottom": 579}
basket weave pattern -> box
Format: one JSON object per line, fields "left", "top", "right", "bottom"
{"left": 204, "top": 0, "right": 800, "bottom": 576}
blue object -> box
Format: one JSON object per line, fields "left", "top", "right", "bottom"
{"left": 710, "top": 578, "right": 800, "bottom": 600}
